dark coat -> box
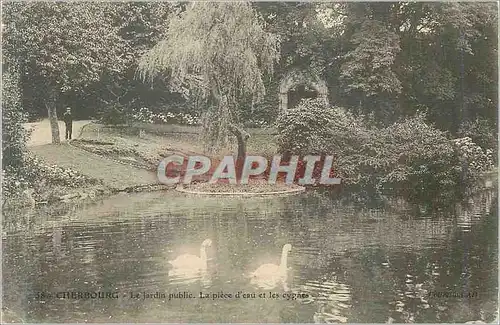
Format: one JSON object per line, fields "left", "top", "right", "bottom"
{"left": 63, "top": 111, "right": 72, "bottom": 125}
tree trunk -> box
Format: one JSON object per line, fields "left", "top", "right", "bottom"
{"left": 228, "top": 123, "right": 249, "bottom": 162}
{"left": 46, "top": 89, "right": 60, "bottom": 144}
{"left": 228, "top": 123, "right": 250, "bottom": 181}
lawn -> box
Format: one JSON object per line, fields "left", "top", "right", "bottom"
{"left": 75, "top": 122, "right": 278, "bottom": 171}
{"left": 30, "top": 143, "right": 159, "bottom": 190}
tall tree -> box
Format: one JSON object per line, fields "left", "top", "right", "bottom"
{"left": 3, "top": 2, "right": 128, "bottom": 143}
{"left": 93, "top": 2, "right": 174, "bottom": 110}
{"left": 256, "top": 2, "right": 332, "bottom": 74}
{"left": 137, "top": 2, "right": 279, "bottom": 161}
{"left": 325, "top": 2, "right": 497, "bottom": 130}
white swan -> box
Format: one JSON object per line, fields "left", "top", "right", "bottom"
{"left": 169, "top": 239, "right": 212, "bottom": 270}
{"left": 168, "top": 239, "right": 212, "bottom": 285}
{"left": 250, "top": 244, "right": 292, "bottom": 290}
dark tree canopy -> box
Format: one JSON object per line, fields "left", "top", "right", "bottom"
{"left": 2, "top": 1, "right": 497, "bottom": 146}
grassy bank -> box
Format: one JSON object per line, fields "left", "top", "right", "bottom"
{"left": 73, "top": 122, "right": 277, "bottom": 171}
{"left": 30, "top": 143, "right": 159, "bottom": 190}
{"left": 5, "top": 122, "right": 279, "bottom": 209}
{"left": 115, "top": 122, "right": 277, "bottom": 136}
{"left": 3, "top": 142, "right": 163, "bottom": 210}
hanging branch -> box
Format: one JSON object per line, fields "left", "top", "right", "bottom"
{"left": 136, "top": 2, "right": 279, "bottom": 155}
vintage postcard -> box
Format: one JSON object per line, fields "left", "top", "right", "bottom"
{"left": 1, "top": 1, "right": 498, "bottom": 324}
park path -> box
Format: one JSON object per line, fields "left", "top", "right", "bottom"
{"left": 26, "top": 119, "right": 159, "bottom": 190}
{"left": 25, "top": 119, "right": 91, "bottom": 147}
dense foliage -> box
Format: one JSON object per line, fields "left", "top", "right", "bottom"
{"left": 138, "top": 2, "right": 279, "bottom": 154}
{"left": 2, "top": 69, "right": 99, "bottom": 208}
{"left": 256, "top": 2, "right": 497, "bottom": 133}
{"left": 458, "top": 118, "right": 497, "bottom": 157}
{"left": 4, "top": 2, "right": 496, "bottom": 137}
{"left": 276, "top": 98, "right": 493, "bottom": 199}
{"left": 337, "top": 2, "right": 497, "bottom": 131}
{"left": 2, "top": 69, "right": 28, "bottom": 174}
{"left": 2, "top": 2, "right": 496, "bottom": 203}
{"left": 3, "top": 2, "right": 129, "bottom": 142}
{"left": 23, "top": 155, "right": 101, "bottom": 188}
{"left": 2, "top": 69, "right": 31, "bottom": 201}
{"left": 2, "top": 2, "right": 176, "bottom": 141}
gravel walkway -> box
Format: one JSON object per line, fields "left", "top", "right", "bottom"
{"left": 25, "top": 119, "right": 92, "bottom": 147}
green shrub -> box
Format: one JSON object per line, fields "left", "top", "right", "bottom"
{"left": 2, "top": 69, "right": 28, "bottom": 173}
{"left": 458, "top": 118, "right": 497, "bottom": 157}
{"left": 367, "top": 116, "right": 461, "bottom": 197}
{"left": 275, "top": 98, "right": 362, "bottom": 156}
{"left": 275, "top": 98, "right": 493, "bottom": 199}
{"left": 452, "top": 137, "right": 494, "bottom": 191}
{"left": 2, "top": 69, "right": 32, "bottom": 202}
{"left": 23, "top": 154, "right": 102, "bottom": 188}
{"left": 2, "top": 167, "right": 29, "bottom": 202}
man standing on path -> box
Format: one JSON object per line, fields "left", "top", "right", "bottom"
{"left": 63, "top": 107, "right": 73, "bottom": 140}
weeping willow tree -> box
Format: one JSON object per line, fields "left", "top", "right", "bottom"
{"left": 137, "top": 2, "right": 279, "bottom": 161}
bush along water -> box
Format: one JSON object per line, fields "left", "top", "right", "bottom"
{"left": 2, "top": 68, "right": 32, "bottom": 208}
{"left": 3, "top": 154, "right": 103, "bottom": 209}
{"left": 275, "top": 98, "right": 494, "bottom": 201}
{"left": 458, "top": 118, "right": 497, "bottom": 160}
{"left": 23, "top": 155, "right": 102, "bottom": 188}
{"left": 2, "top": 68, "right": 104, "bottom": 208}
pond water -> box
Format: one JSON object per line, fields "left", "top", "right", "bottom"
{"left": 2, "top": 190, "right": 498, "bottom": 323}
